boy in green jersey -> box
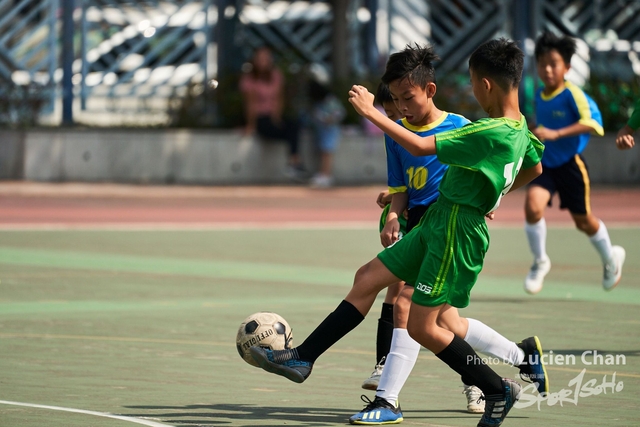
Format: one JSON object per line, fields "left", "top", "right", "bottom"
{"left": 251, "top": 39, "right": 544, "bottom": 427}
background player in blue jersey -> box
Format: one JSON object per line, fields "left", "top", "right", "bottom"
{"left": 524, "top": 31, "right": 626, "bottom": 294}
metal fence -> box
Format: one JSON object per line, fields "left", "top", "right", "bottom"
{"left": 0, "top": 0, "right": 57, "bottom": 124}
{"left": 0, "top": 0, "right": 638, "bottom": 127}
{"left": 78, "top": 0, "right": 213, "bottom": 114}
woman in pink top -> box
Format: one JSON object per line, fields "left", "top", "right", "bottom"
{"left": 239, "top": 46, "right": 305, "bottom": 179}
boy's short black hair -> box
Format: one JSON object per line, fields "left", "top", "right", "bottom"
{"left": 534, "top": 31, "right": 576, "bottom": 64}
{"left": 375, "top": 82, "right": 394, "bottom": 105}
{"left": 469, "top": 38, "right": 524, "bottom": 91}
{"left": 381, "top": 43, "right": 439, "bottom": 88}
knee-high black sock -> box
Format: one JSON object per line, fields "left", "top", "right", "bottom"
{"left": 376, "top": 302, "right": 395, "bottom": 364}
{"left": 436, "top": 335, "right": 503, "bottom": 396}
{"left": 296, "top": 300, "right": 365, "bottom": 363}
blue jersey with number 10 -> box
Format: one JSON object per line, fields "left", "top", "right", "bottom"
{"left": 385, "top": 112, "right": 470, "bottom": 209}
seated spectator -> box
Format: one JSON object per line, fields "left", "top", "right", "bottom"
{"left": 239, "top": 46, "right": 306, "bottom": 181}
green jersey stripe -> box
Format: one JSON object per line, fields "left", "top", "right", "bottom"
{"left": 433, "top": 204, "right": 459, "bottom": 296}
{"left": 437, "top": 120, "right": 504, "bottom": 141}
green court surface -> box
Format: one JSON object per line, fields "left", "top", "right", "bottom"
{"left": 1, "top": 227, "right": 639, "bottom": 427}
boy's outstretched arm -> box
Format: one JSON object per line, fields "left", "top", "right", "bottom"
{"left": 508, "top": 163, "right": 543, "bottom": 194}
{"left": 533, "top": 123, "right": 600, "bottom": 142}
{"left": 348, "top": 85, "right": 436, "bottom": 156}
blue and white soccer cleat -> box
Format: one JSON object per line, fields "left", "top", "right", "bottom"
{"left": 249, "top": 347, "right": 313, "bottom": 383}
{"left": 349, "top": 395, "right": 403, "bottom": 425}
{"left": 477, "top": 378, "right": 521, "bottom": 427}
{"left": 517, "top": 336, "right": 549, "bottom": 394}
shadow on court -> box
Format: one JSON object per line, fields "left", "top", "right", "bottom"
{"left": 121, "top": 403, "right": 520, "bottom": 426}
{"left": 124, "top": 403, "right": 352, "bottom": 426}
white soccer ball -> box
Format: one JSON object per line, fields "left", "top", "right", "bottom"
{"left": 236, "top": 312, "right": 293, "bottom": 367}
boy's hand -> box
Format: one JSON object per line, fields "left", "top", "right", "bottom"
{"left": 532, "top": 126, "right": 559, "bottom": 142}
{"left": 380, "top": 218, "right": 401, "bottom": 247}
{"left": 615, "top": 125, "right": 635, "bottom": 150}
{"left": 377, "top": 191, "right": 392, "bottom": 208}
{"left": 348, "top": 85, "right": 376, "bottom": 118}
{"left": 485, "top": 212, "right": 495, "bottom": 220}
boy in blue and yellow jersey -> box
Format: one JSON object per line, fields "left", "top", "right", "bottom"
{"left": 249, "top": 40, "right": 548, "bottom": 427}
{"left": 524, "top": 31, "right": 626, "bottom": 294}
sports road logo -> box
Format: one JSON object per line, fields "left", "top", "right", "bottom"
{"left": 468, "top": 350, "right": 627, "bottom": 409}
{"left": 515, "top": 368, "right": 624, "bottom": 409}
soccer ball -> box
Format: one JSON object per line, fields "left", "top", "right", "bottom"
{"left": 236, "top": 312, "right": 293, "bottom": 367}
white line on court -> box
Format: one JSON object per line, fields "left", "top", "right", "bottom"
{"left": 0, "top": 400, "right": 174, "bottom": 427}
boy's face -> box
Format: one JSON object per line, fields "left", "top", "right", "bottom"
{"left": 387, "top": 78, "right": 434, "bottom": 126}
{"left": 536, "top": 49, "right": 569, "bottom": 91}
{"left": 382, "top": 100, "right": 403, "bottom": 122}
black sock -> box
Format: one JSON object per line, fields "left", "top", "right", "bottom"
{"left": 376, "top": 303, "right": 395, "bottom": 364}
{"left": 436, "top": 335, "right": 503, "bottom": 396}
{"left": 296, "top": 300, "right": 365, "bottom": 363}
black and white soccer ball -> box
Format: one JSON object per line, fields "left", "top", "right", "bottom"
{"left": 236, "top": 312, "right": 293, "bottom": 367}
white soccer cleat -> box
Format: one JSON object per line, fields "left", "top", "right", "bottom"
{"left": 309, "top": 174, "right": 334, "bottom": 189}
{"left": 524, "top": 256, "right": 551, "bottom": 295}
{"left": 603, "top": 246, "right": 625, "bottom": 291}
{"left": 462, "top": 384, "right": 485, "bottom": 413}
{"left": 361, "top": 357, "right": 385, "bottom": 390}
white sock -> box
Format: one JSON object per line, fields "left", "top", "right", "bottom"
{"left": 589, "top": 220, "right": 613, "bottom": 264}
{"left": 525, "top": 219, "right": 548, "bottom": 261}
{"left": 464, "top": 318, "right": 524, "bottom": 366}
{"left": 376, "top": 328, "right": 420, "bottom": 405}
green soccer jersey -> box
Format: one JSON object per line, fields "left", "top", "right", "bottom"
{"left": 434, "top": 115, "right": 544, "bottom": 214}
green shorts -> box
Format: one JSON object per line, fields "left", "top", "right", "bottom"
{"left": 377, "top": 199, "right": 489, "bottom": 308}
{"left": 379, "top": 204, "right": 408, "bottom": 237}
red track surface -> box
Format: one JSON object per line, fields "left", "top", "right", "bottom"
{"left": 0, "top": 182, "right": 639, "bottom": 227}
